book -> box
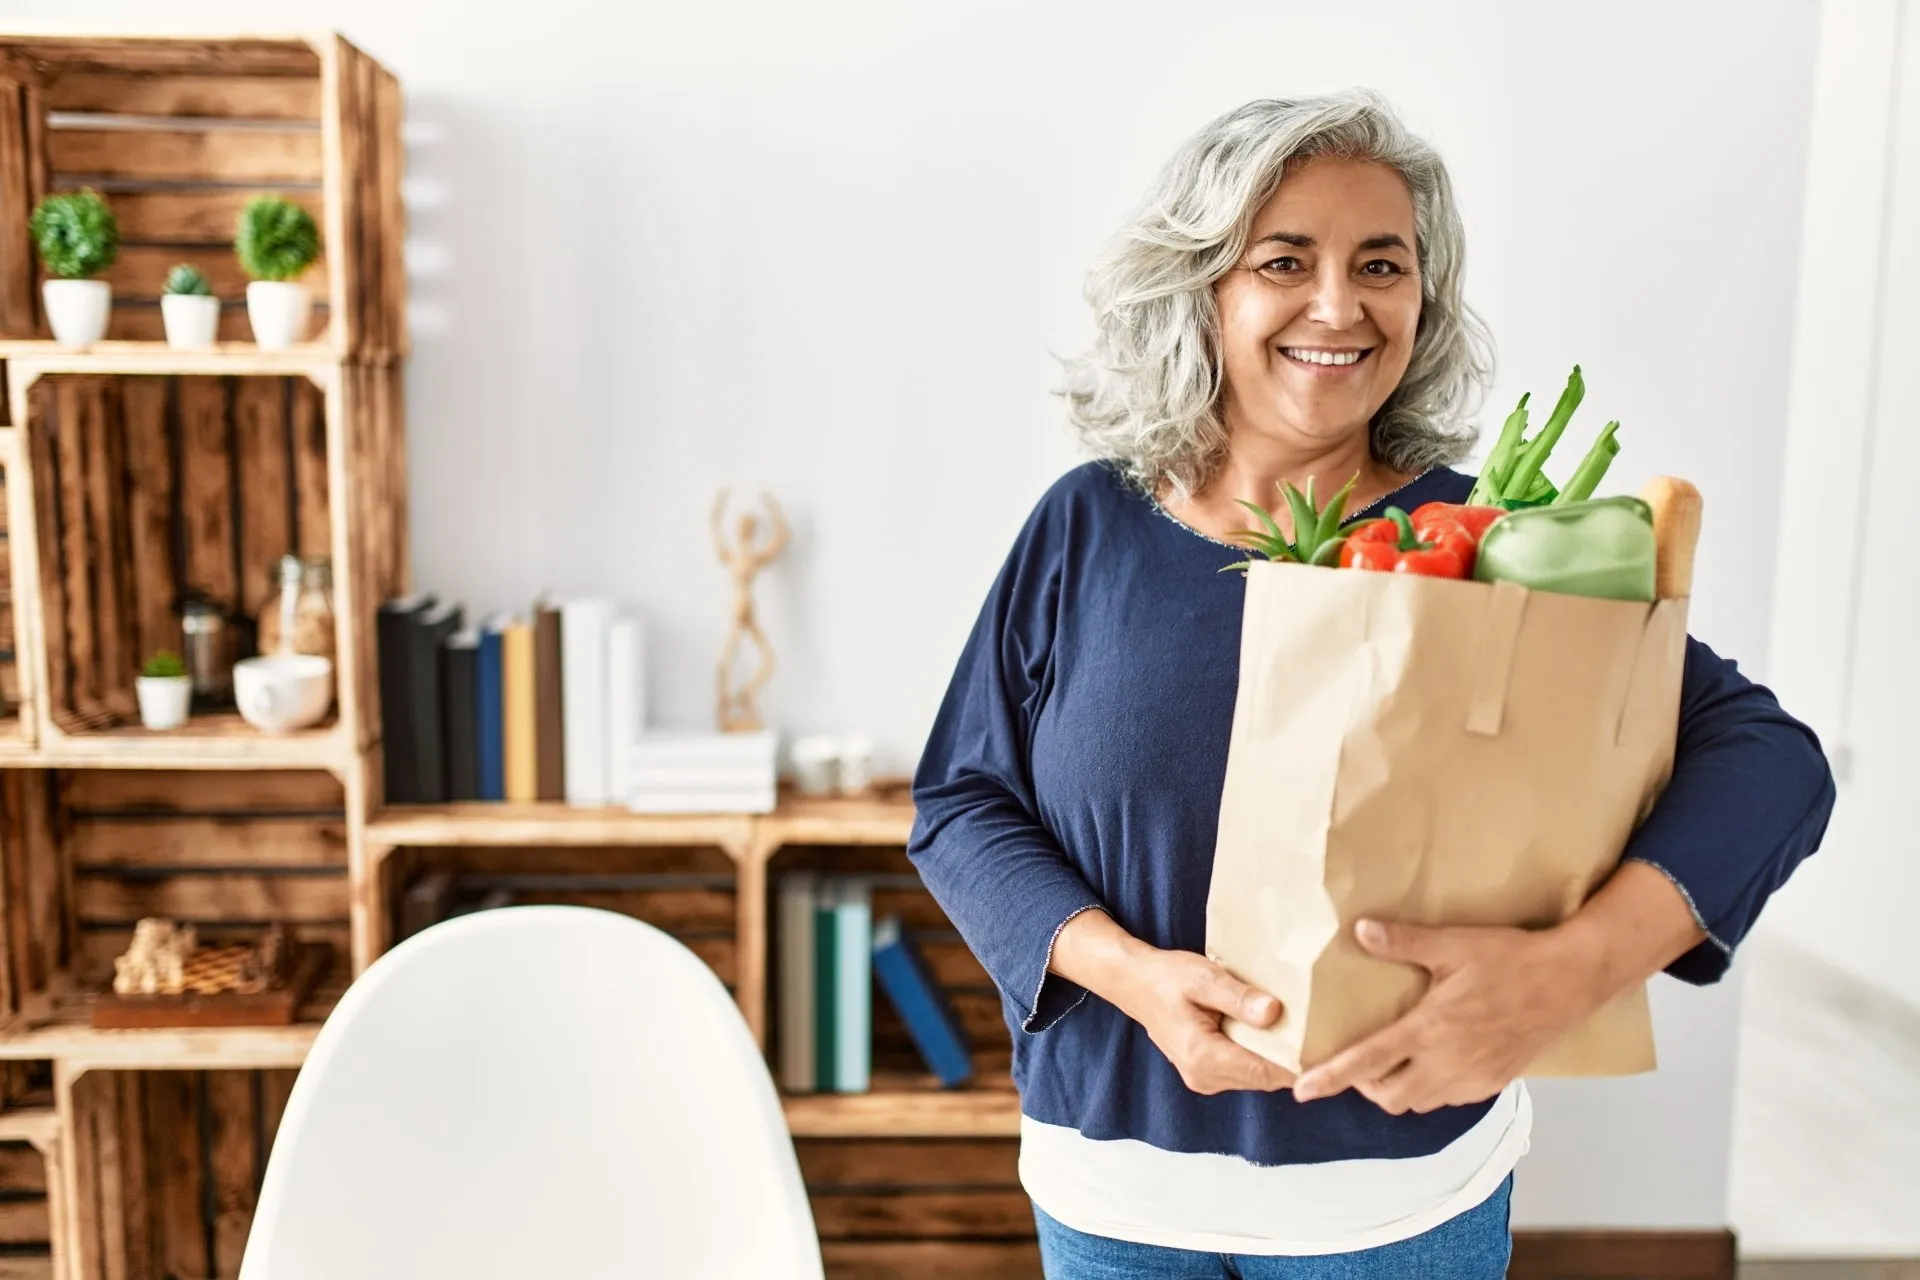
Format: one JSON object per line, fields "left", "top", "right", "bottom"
{"left": 813, "top": 879, "right": 838, "bottom": 1092}
{"left": 607, "top": 616, "right": 644, "bottom": 808}
{"left": 411, "top": 599, "right": 464, "bottom": 805}
{"left": 630, "top": 729, "right": 779, "bottom": 764}
{"left": 441, "top": 627, "right": 481, "bottom": 802}
{"left": 871, "top": 916, "right": 973, "bottom": 1088}
{"left": 833, "top": 878, "right": 872, "bottom": 1094}
{"left": 560, "top": 597, "right": 613, "bottom": 807}
{"left": 501, "top": 618, "right": 536, "bottom": 802}
{"left": 476, "top": 616, "right": 508, "bottom": 801}
{"left": 777, "top": 871, "right": 817, "bottom": 1093}
{"left": 375, "top": 594, "right": 434, "bottom": 804}
{"left": 533, "top": 599, "right": 565, "bottom": 801}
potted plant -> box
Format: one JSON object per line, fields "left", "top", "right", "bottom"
{"left": 235, "top": 195, "right": 319, "bottom": 349}
{"left": 160, "top": 264, "right": 220, "bottom": 349}
{"left": 135, "top": 650, "right": 192, "bottom": 731}
{"left": 28, "top": 188, "right": 119, "bottom": 348}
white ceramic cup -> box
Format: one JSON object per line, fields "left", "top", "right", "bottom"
{"left": 790, "top": 735, "right": 839, "bottom": 796}
{"left": 834, "top": 734, "right": 875, "bottom": 796}
{"left": 161, "top": 293, "right": 221, "bottom": 349}
{"left": 234, "top": 653, "right": 333, "bottom": 734}
{"left": 246, "top": 280, "right": 312, "bottom": 349}
{"left": 43, "top": 279, "right": 110, "bottom": 348}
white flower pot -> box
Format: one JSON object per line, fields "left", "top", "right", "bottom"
{"left": 135, "top": 675, "right": 193, "bottom": 731}
{"left": 161, "top": 293, "right": 221, "bottom": 349}
{"left": 43, "top": 279, "right": 111, "bottom": 349}
{"left": 246, "top": 280, "right": 312, "bottom": 350}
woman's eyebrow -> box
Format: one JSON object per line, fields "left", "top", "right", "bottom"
{"left": 1251, "top": 231, "right": 1410, "bottom": 251}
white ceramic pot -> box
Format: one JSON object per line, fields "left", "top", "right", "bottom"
{"left": 245, "top": 280, "right": 312, "bottom": 350}
{"left": 43, "top": 279, "right": 111, "bottom": 349}
{"left": 161, "top": 293, "right": 221, "bottom": 349}
{"left": 235, "top": 653, "right": 334, "bottom": 734}
{"left": 135, "top": 675, "right": 193, "bottom": 731}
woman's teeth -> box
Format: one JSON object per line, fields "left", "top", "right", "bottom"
{"left": 1282, "top": 348, "right": 1368, "bottom": 367}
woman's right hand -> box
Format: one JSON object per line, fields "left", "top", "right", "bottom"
{"left": 1049, "top": 909, "right": 1295, "bottom": 1095}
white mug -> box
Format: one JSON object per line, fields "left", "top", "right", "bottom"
{"left": 234, "top": 653, "right": 334, "bottom": 734}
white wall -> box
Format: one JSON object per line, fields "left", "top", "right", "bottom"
{"left": 1759, "top": 0, "right": 1920, "bottom": 1016}
{"left": 14, "top": 0, "right": 1824, "bottom": 1227}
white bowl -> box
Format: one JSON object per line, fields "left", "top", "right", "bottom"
{"left": 234, "top": 653, "right": 333, "bottom": 734}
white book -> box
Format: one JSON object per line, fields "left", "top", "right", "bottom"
{"left": 629, "top": 763, "right": 778, "bottom": 789}
{"left": 607, "top": 615, "right": 645, "bottom": 806}
{"left": 778, "top": 871, "right": 816, "bottom": 1093}
{"left": 561, "top": 597, "right": 614, "bottom": 806}
{"left": 833, "top": 878, "right": 872, "bottom": 1094}
{"left": 631, "top": 728, "right": 779, "bottom": 764}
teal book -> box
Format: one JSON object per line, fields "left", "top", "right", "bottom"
{"left": 832, "top": 878, "right": 872, "bottom": 1093}
{"left": 813, "top": 878, "right": 838, "bottom": 1090}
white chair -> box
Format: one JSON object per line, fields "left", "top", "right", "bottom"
{"left": 239, "top": 904, "right": 824, "bottom": 1279}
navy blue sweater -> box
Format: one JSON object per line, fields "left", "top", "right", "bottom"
{"left": 906, "top": 460, "right": 1835, "bottom": 1167}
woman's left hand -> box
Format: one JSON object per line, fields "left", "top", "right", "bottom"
{"left": 1288, "top": 918, "right": 1604, "bottom": 1112}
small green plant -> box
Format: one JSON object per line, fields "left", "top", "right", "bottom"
{"left": 140, "top": 650, "right": 187, "bottom": 679}
{"left": 235, "top": 196, "right": 319, "bottom": 282}
{"left": 28, "top": 189, "right": 120, "bottom": 280}
{"left": 163, "top": 263, "right": 213, "bottom": 296}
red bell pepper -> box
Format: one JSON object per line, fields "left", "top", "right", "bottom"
{"left": 1409, "top": 502, "right": 1506, "bottom": 542}
{"left": 1340, "top": 507, "right": 1477, "bottom": 578}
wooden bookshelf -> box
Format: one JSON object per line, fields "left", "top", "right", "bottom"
{"left": 0, "top": 30, "right": 1031, "bottom": 1280}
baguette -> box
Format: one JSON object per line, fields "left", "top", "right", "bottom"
{"left": 1640, "top": 476, "right": 1702, "bottom": 599}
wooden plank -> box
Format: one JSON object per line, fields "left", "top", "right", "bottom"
{"left": 203, "top": 1071, "right": 255, "bottom": 1279}
{"left": 257, "top": 1068, "right": 297, "bottom": 1177}
{"left": 76, "top": 871, "right": 348, "bottom": 924}
{"left": 44, "top": 72, "right": 321, "bottom": 120}
{"left": 0, "top": 40, "right": 321, "bottom": 80}
{"left": 232, "top": 376, "right": 293, "bottom": 627}
{"left": 113, "top": 1071, "right": 151, "bottom": 1280}
{"left": 796, "top": 1139, "right": 1019, "bottom": 1189}
{"left": 373, "top": 67, "right": 407, "bottom": 359}
{"left": 90, "top": 1075, "right": 129, "bottom": 1280}
{"left": 874, "top": 987, "right": 1004, "bottom": 1049}
{"left": 47, "top": 128, "right": 323, "bottom": 184}
{"left": 1509, "top": 1230, "right": 1736, "bottom": 1280}
{"left": 141, "top": 1072, "right": 207, "bottom": 1280}
{"left": 0, "top": 1196, "right": 50, "bottom": 1245}
{"left": 99, "top": 246, "right": 329, "bottom": 306}
{"left": 737, "top": 846, "right": 767, "bottom": 1045}
{"left": 62, "top": 769, "right": 343, "bottom": 813}
{"left": 79, "top": 373, "right": 134, "bottom": 723}
{"left": 810, "top": 1188, "right": 1034, "bottom": 1241}
{"left": 174, "top": 376, "right": 234, "bottom": 612}
{"left": 0, "top": 82, "right": 35, "bottom": 339}
{"left": 0, "top": 1144, "right": 49, "bottom": 1192}
{"left": 1, "top": 772, "right": 29, "bottom": 1014}
{"left": 117, "top": 377, "right": 177, "bottom": 668}
{"left": 407, "top": 844, "right": 735, "bottom": 878}
{"left": 14, "top": 772, "right": 63, "bottom": 988}
{"left": 289, "top": 375, "right": 328, "bottom": 562}
{"left": 820, "top": 1240, "right": 1040, "bottom": 1280}
{"left": 52, "top": 380, "right": 102, "bottom": 723}
{"left": 0, "top": 1258, "right": 53, "bottom": 1280}
{"left": 68, "top": 817, "right": 347, "bottom": 869}
{"left": 871, "top": 886, "right": 956, "bottom": 934}
{"left": 783, "top": 1086, "right": 1021, "bottom": 1139}
{"left": 92, "top": 189, "right": 322, "bottom": 247}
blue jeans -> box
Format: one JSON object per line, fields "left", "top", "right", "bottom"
{"left": 1033, "top": 1174, "right": 1513, "bottom": 1279}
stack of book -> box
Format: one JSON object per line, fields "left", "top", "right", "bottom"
{"left": 628, "top": 729, "right": 779, "bottom": 814}
{"left": 776, "top": 873, "right": 972, "bottom": 1093}
{"left": 377, "top": 593, "right": 645, "bottom": 807}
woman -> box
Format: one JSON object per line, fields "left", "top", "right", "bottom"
{"left": 906, "top": 89, "right": 1835, "bottom": 1278}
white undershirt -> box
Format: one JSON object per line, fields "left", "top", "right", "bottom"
{"left": 1019, "top": 1080, "right": 1531, "bottom": 1256}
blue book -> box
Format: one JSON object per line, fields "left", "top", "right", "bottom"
{"left": 872, "top": 915, "right": 972, "bottom": 1088}
{"left": 476, "top": 617, "right": 507, "bottom": 801}
{"left": 832, "top": 879, "right": 871, "bottom": 1093}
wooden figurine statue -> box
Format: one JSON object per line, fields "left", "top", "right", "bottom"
{"left": 711, "top": 488, "right": 790, "bottom": 732}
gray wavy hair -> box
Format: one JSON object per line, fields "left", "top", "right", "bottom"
{"left": 1060, "top": 89, "right": 1494, "bottom": 501}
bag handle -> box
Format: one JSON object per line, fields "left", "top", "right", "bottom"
{"left": 1465, "top": 580, "right": 1529, "bottom": 736}
{"left": 1615, "top": 598, "right": 1685, "bottom": 747}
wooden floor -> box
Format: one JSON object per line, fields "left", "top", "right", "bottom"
{"left": 1729, "top": 933, "right": 1920, "bottom": 1259}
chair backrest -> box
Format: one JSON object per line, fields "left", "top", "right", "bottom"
{"left": 239, "top": 905, "right": 823, "bottom": 1280}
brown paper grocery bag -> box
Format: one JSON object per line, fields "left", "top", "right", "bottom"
{"left": 1204, "top": 561, "right": 1688, "bottom": 1076}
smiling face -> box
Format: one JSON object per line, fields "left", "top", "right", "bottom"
{"left": 1213, "top": 156, "right": 1422, "bottom": 456}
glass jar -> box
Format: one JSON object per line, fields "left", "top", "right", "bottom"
{"left": 256, "top": 555, "right": 336, "bottom": 661}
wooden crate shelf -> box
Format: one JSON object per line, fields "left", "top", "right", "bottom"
{"left": 366, "top": 803, "right": 758, "bottom": 854}
{"left": 0, "top": 342, "right": 340, "bottom": 378}
{"left": 783, "top": 1079, "right": 1020, "bottom": 1139}
{"left": 0, "top": 33, "right": 405, "bottom": 360}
